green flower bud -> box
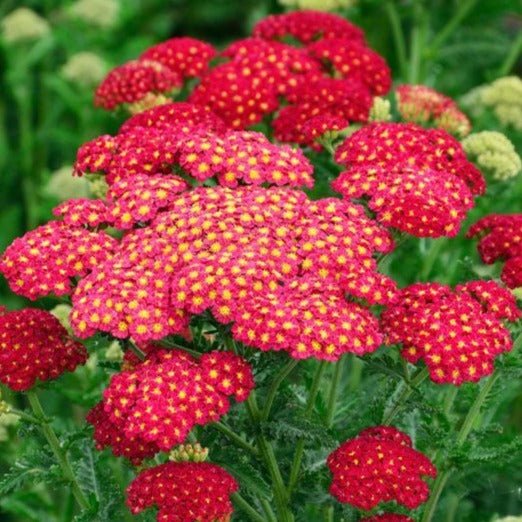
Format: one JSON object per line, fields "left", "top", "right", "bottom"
{"left": 45, "top": 165, "right": 90, "bottom": 201}
{"left": 68, "top": 0, "right": 119, "bottom": 28}
{"left": 61, "top": 52, "right": 107, "bottom": 88}
{"left": 279, "top": 0, "right": 357, "bottom": 10}
{"left": 169, "top": 443, "right": 209, "bottom": 463}
{"left": 50, "top": 304, "right": 73, "bottom": 334}
{"left": 369, "top": 96, "right": 391, "bottom": 122}
{"left": 462, "top": 131, "right": 521, "bottom": 181}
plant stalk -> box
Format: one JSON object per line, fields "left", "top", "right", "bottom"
{"left": 26, "top": 390, "right": 90, "bottom": 511}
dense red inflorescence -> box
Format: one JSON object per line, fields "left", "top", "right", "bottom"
{"left": 467, "top": 214, "right": 522, "bottom": 288}
{"left": 361, "top": 515, "right": 415, "bottom": 522}
{"left": 332, "top": 122, "right": 485, "bottom": 237}
{"left": 381, "top": 281, "right": 520, "bottom": 385}
{"left": 94, "top": 60, "right": 182, "bottom": 110}
{"left": 0, "top": 308, "right": 87, "bottom": 391}
{"left": 327, "top": 426, "right": 436, "bottom": 510}
{"left": 89, "top": 349, "right": 253, "bottom": 459}
{"left": 396, "top": 84, "right": 471, "bottom": 136}
{"left": 126, "top": 461, "right": 238, "bottom": 522}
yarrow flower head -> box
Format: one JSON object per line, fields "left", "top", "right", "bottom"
{"left": 140, "top": 37, "right": 216, "bottom": 79}
{"left": 89, "top": 349, "right": 253, "bottom": 460}
{"left": 94, "top": 60, "right": 181, "bottom": 111}
{"left": 0, "top": 220, "right": 117, "bottom": 299}
{"left": 126, "top": 461, "right": 238, "bottom": 522}
{"left": 327, "top": 426, "right": 436, "bottom": 510}
{"left": 0, "top": 308, "right": 88, "bottom": 391}
{"left": 332, "top": 123, "right": 485, "bottom": 237}
{"left": 68, "top": 0, "right": 119, "bottom": 28}
{"left": 61, "top": 52, "right": 107, "bottom": 87}
{"left": 361, "top": 515, "right": 414, "bottom": 522}
{"left": 381, "top": 281, "right": 520, "bottom": 385}
{"left": 252, "top": 10, "right": 365, "bottom": 44}
{"left": 467, "top": 214, "right": 522, "bottom": 289}
{"left": 462, "top": 131, "right": 521, "bottom": 181}
{"left": 479, "top": 76, "right": 522, "bottom": 131}
{"left": 396, "top": 84, "right": 471, "bottom": 136}
{"left": 278, "top": 0, "right": 358, "bottom": 10}
{"left": 45, "top": 165, "right": 91, "bottom": 201}
{"left": 1, "top": 8, "right": 50, "bottom": 44}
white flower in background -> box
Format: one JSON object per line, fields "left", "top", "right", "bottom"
{"left": 279, "top": 0, "right": 357, "bottom": 11}
{"left": 1, "top": 8, "right": 50, "bottom": 44}
{"left": 45, "top": 165, "right": 91, "bottom": 201}
{"left": 61, "top": 52, "right": 107, "bottom": 87}
{"left": 68, "top": 0, "right": 120, "bottom": 28}
{"left": 462, "top": 131, "right": 521, "bottom": 181}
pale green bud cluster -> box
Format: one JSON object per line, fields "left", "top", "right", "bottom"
{"left": 50, "top": 304, "right": 74, "bottom": 334}
{"left": 61, "top": 52, "right": 107, "bottom": 87}
{"left": 169, "top": 443, "right": 209, "bottom": 463}
{"left": 462, "top": 131, "right": 521, "bottom": 181}
{"left": 493, "top": 517, "right": 522, "bottom": 522}
{"left": 105, "top": 341, "right": 124, "bottom": 362}
{"left": 45, "top": 165, "right": 91, "bottom": 201}
{"left": 481, "top": 76, "right": 522, "bottom": 131}
{"left": 278, "top": 0, "right": 357, "bottom": 10}
{"left": 1, "top": 8, "right": 50, "bottom": 44}
{"left": 87, "top": 174, "right": 109, "bottom": 199}
{"left": 369, "top": 97, "right": 392, "bottom": 122}
{"left": 68, "top": 0, "right": 120, "bottom": 28}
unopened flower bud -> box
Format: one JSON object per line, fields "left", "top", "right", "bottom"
{"left": 369, "top": 96, "right": 391, "bottom": 122}
{"left": 1, "top": 8, "right": 50, "bottom": 44}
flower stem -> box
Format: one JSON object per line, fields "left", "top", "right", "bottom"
{"left": 382, "top": 367, "right": 429, "bottom": 425}
{"left": 261, "top": 359, "right": 300, "bottom": 421}
{"left": 26, "top": 390, "right": 90, "bottom": 511}
{"left": 497, "top": 30, "right": 522, "bottom": 77}
{"left": 326, "top": 359, "right": 343, "bottom": 428}
{"left": 232, "top": 493, "right": 267, "bottom": 522}
{"left": 212, "top": 421, "right": 258, "bottom": 456}
{"left": 421, "top": 373, "right": 498, "bottom": 522}
{"left": 384, "top": 1, "right": 408, "bottom": 80}
{"left": 287, "top": 361, "right": 328, "bottom": 494}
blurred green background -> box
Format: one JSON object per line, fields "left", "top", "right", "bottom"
{"left": 0, "top": 1, "right": 521, "bottom": 521}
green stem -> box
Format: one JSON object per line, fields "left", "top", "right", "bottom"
{"left": 261, "top": 359, "right": 300, "bottom": 421}
{"left": 385, "top": 1, "right": 408, "bottom": 80}
{"left": 246, "top": 393, "right": 293, "bottom": 522}
{"left": 260, "top": 499, "right": 278, "bottom": 522}
{"left": 26, "top": 390, "right": 90, "bottom": 511}
{"left": 324, "top": 504, "right": 334, "bottom": 522}
{"left": 325, "top": 360, "right": 343, "bottom": 428}
{"left": 382, "top": 367, "right": 429, "bottom": 425}
{"left": 8, "top": 407, "right": 42, "bottom": 424}
{"left": 421, "top": 373, "right": 498, "bottom": 522}
{"left": 232, "top": 493, "right": 267, "bottom": 522}
{"left": 212, "top": 421, "right": 258, "bottom": 456}
{"left": 428, "top": 0, "right": 479, "bottom": 53}
{"left": 408, "top": 25, "right": 423, "bottom": 84}
{"left": 287, "top": 361, "right": 328, "bottom": 494}
{"left": 420, "top": 239, "right": 446, "bottom": 282}
{"left": 497, "top": 30, "right": 522, "bottom": 77}
{"left": 127, "top": 340, "right": 146, "bottom": 361}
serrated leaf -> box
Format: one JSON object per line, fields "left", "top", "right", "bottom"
{"left": 217, "top": 458, "right": 272, "bottom": 500}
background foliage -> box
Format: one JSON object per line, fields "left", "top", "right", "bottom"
{"left": 0, "top": 1, "right": 521, "bottom": 521}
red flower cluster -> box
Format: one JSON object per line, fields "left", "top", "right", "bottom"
{"left": 74, "top": 109, "right": 313, "bottom": 188}
{"left": 188, "top": 11, "right": 390, "bottom": 137}
{"left": 126, "top": 461, "right": 238, "bottom": 522}
{"left": 273, "top": 77, "right": 372, "bottom": 147}
{"left": 94, "top": 60, "right": 181, "bottom": 110}
{"left": 327, "top": 426, "right": 436, "bottom": 510}
{"left": 332, "top": 123, "right": 485, "bottom": 237}
{"left": 381, "top": 281, "right": 520, "bottom": 385}
{"left": 252, "top": 10, "right": 365, "bottom": 44}
{"left": 362, "top": 515, "right": 414, "bottom": 522}
{"left": 53, "top": 198, "right": 110, "bottom": 228}
{"left": 396, "top": 84, "right": 471, "bottom": 136}
{"left": 302, "top": 114, "right": 349, "bottom": 146}
{"left": 308, "top": 38, "right": 391, "bottom": 95}
{"left": 0, "top": 221, "right": 117, "bottom": 299}
{"left": 0, "top": 308, "right": 87, "bottom": 391}
{"left": 89, "top": 349, "right": 253, "bottom": 458}
{"left": 95, "top": 38, "right": 216, "bottom": 110}
{"left": 139, "top": 37, "right": 216, "bottom": 79}
{"left": 70, "top": 185, "right": 395, "bottom": 358}
{"left": 467, "top": 214, "right": 522, "bottom": 288}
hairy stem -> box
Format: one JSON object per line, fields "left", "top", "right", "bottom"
{"left": 287, "top": 361, "right": 328, "bottom": 494}
{"left": 382, "top": 367, "right": 429, "bottom": 425}
{"left": 261, "top": 359, "right": 300, "bottom": 421}
{"left": 232, "top": 493, "right": 267, "bottom": 522}
{"left": 26, "top": 390, "right": 90, "bottom": 511}
{"left": 326, "top": 359, "right": 343, "bottom": 428}
{"left": 212, "top": 421, "right": 258, "bottom": 456}
{"left": 421, "top": 373, "right": 498, "bottom": 521}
